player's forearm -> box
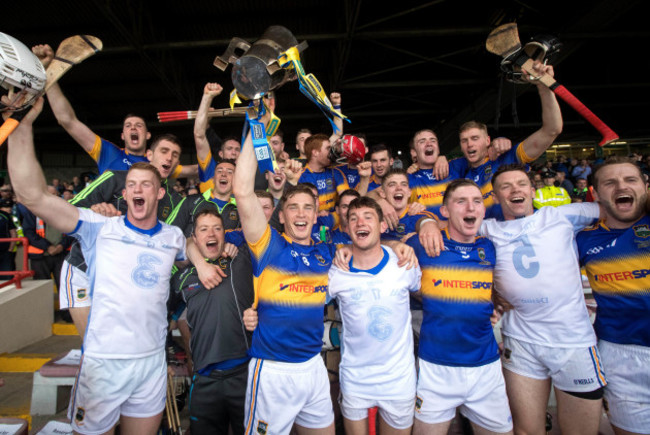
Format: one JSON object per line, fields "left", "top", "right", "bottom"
{"left": 45, "top": 83, "right": 78, "bottom": 130}
{"left": 538, "top": 86, "right": 563, "bottom": 138}
{"left": 233, "top": 132, "right": 257, "bottom": 198}
{"left": 8, "top": 120, "right": 79, "bottom": 234}
{"left": 193, "top": 95, "right": 215, "bottom": 160}
{"left": 355, "top": 177, "right": 369, "bottom": 196}
{"left": 523, "top": 86, "right": 563, "bottom": 159}
{"left": 7, "top": 123, "right": 49, "bottom": 210}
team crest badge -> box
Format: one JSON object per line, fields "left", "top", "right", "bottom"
{"left": 484, "top": 165, "right": 492, "bottom": 177}
{"left": 415, "top": 396, "right": 423, "bottom": 411}
{"left": 315, "top": 253, "right": 327, "bottom": 265}
{"left": 257, "top": 421, "right": 268, "bottom": 435}
{"left": 633, "top": 224, "right": 650, "bottom": 238}
{"left": 76, "top": 288, "right": 87, "bottom": 300}
{"left": 396, "top": 223, "right": 406, "bottom": 234}
{"left": 161, "top": 206, "right": 170, "bottom": 220}
{"left": 229, "top": 210, "right": 238, "bottom": 222}
{"left": 218, "top": 258, "right": 228, "bottom": 269}
{"left": 75, "top": 407, "right": 85, "bottom": 423}
{"left": 478, "top": 248, "right": 486, "bottom": 261}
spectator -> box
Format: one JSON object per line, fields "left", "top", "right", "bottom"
{"left": 533, "top": 170, "right": 571, "bottom": 209}
{"left": 554, "top": 155, "right": 569, "bottom": 176}
{"left": 0, "top": 185, "right": 13, "bottom": 201}
{"left": 571, "top": 158, "right": 592, "bottom": 180}
{"left": 555, "top": 170, "right": 574, "bottom": 193}
{"left": 573, "top": 178, "right": 589, "bottom": 201}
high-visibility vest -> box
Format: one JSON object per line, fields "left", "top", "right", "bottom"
{"left": 27, "top": 217, "right": 46, "bottom": 255}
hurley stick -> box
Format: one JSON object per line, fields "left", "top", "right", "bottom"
{"left": 0, "top": 35, "right": 102, "bottom": 145}
{"left": 157, "top": 106, "right": 248, "bottom": 122}
{"left": 486, "top": 23, "right": 618, "bottom": 146}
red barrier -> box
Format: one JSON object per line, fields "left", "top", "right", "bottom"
{"left": 0, "top": 237, "right": 35, "bottom": 289}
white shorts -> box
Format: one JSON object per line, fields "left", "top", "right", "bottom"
{"left": 501, "top": 335, "right": 607, "bottom": 393}
{"left": 339, "top": 394, "right": 413, "bottom": 429}
{"left": 68, "top": 350, "right": 166, "bottom": 434}
{"left": 415, "top": 359, "right": 512, "bottom": 433}
{"left": 244, "top": 354, "right": 334, "bottom": 434}
{"left": 599, "top": 340, "right": 650, "bottom": 434}
{"left": 59, "top": 260, "right": 91, "bottom": 309}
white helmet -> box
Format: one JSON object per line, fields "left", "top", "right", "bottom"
{"left": 0, "top": 32, "right": 47, "bottom": 112}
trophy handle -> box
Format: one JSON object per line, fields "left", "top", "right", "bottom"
{"left": 214, "top": 38, "right": 251, "bottom": 71}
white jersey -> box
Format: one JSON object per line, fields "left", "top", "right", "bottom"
{"left": 480, "top": 203, "right": 599, "bottom": 348}
{"left": 72, "top": 208, "right": 186, "bottom": 359}
{"left": 328, "top": 248, "right": 421, "bottom": 400}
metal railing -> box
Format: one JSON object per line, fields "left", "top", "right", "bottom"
{"left": 0, "top": 237, "right": 35, "bottom": 289}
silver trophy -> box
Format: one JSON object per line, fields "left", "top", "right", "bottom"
{"left": 214, "top": 25, "right": 308, "bottom": 100}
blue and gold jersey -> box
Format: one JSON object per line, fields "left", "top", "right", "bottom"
{"left": 336, "top": 164, "right": 361, "bottom": 188}
{"left": 577, "top": 215, "right": 650, "bottom": 347}
{"left": 197, "top": 150, "right": 217, "bottom": 193}
{"left": 450, "top": 142, "right": 534, "bottom": 219}
{"left": 298, "top": 165, "right": 350, "bottom": 212}
{"left": 367, "top": 175, "right": 382, "bottom": 193}
{"left": 408, "top": 165, "right": 462, "bottom": 219}
{"left": 248, "top": 226, "right": 336, "bottom": 362}
{"left": 89, "top": 136, "right": 148, "bottom": 174}
{"left": 408, "top": 230, "right": 499, "bottom": 367}
{"left": 89, "top": 135, "right": 183, "bottom": 177}
{"left": 382, "top": 209, "right": 436, "bottom": 241}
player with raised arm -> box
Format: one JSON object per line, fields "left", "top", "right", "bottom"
{"left": 234, "top": 104, "right": 337, "bottom": 435}
{"left": 451, "top": 61, "right": 562, "bottom": 218}
{"left": 328, "top": 196, "right": 421, "bottom": 435}
{"left": 481, "top": 164, "right": 605, "bottom": 435}
{"left": 32, "top": 44, "right": 196, "bottom": 177}
{"left": 408, "top": 179, "right": 512, "bottom": 435}
{"left": 5, "top": 98, "right": 186, "bottom": 435}
{"left": 576, "top": 157, "right": 650, "bottom": 435}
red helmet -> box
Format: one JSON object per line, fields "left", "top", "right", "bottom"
{"left": 329, "top": 134, "right": 365, "bottom": 165}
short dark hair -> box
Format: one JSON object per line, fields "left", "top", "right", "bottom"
{"left": 443, "top": 179, "right": 481, "bottom": 205}
{"left": 150, "top": 133, "right": 182, "bottom": 152}
{"left": 280, "top": 184, "right": 318, "bottom": 210}
{"left": 220, "top": 136, "right": 241, "bottom": 152}
{"left": 192, "top": 208, "right": 224, "bottom": 235}
{"left": 123, "top": 113, "right": 147, "bottom": 126}
{"left": 271, "top": 129, "right": 284, "bottom": 140}
{"left": 369, "top": 143, "right": 392, "bottom": 159}
{"left": 347, "top": 196, "right": 384, "bottom": 223}
{"left": 217, "top": 158, "right": 237, "bottom": 168}
{"left": 337, "top": 189, "right": 361, "bottom": 206}
{"left": 593, "top": 156, "right": 644, "bottom": 191}
{"left": 382, "top": 168, "right": 409, "bottom": 186}
{"left": 491, "top": 163, "right": 529, "bottom": 188}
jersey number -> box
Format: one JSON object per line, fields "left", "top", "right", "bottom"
{"left": 132, "top": 253, "right": 163, "bottom": 288}
{"left": 512, "top": 235, "right": 540, "bottom": 278}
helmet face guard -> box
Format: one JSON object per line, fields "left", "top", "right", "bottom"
{"left": 0, "top": 32, "right": 47, "bottom": 112}
{"left": 500, "top": 34, "right": 562, "bottom": 84}
{"left": 328, "top": 134, "right": 366, "bottom": 165}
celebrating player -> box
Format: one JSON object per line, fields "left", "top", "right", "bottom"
{"left": 481, "top": 164, "right": 605, "bottom": 435}
{"left": 5, "top": 99, "right": 186, "bottom": 435}
{"left": 328, "top": 196, "right": 421, "bottom": 434}
{"left": 576, "top": 157, "right": 650, "bottom": 435}
{"left": 408, "top": 179, "right": 512, "bottom": 434}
